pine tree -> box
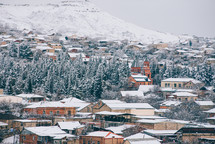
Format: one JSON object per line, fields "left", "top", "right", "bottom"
{"left": 8, "top": 42, "right": 18, "bottom": 57}
{"left": 18, "top": 42, "right": 32, "bottom": 59}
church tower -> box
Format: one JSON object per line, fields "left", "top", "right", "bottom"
{"left": 143, "top": 61, "right": 151, "bottom": 79}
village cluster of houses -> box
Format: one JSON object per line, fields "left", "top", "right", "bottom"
{"left": 1, "top": 30, "right": 215, "bottom": 143}
{"left": 1, "top": 60, "right": 215, "bottom": 143}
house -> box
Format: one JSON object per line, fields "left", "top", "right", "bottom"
{"left": 68, "top": 53, "right": 86, "bottom": 60}
{"left": 138, "top": 85, "right": 156, "bottom": 94}
{"left": 129, "top": 61, "right": 153, "bottom": 88}
{"left": 155, "top": 109, "right": 170, "bottom": 117}
{"left": 79, "top": 131, "right": 124, "bottom": 144}
{"left": 175, "top": 124, "right": 215, "bottom": 143}
{"left": 0, "top": 89, "right": 22, "bottom": 103}
{"left": 0, "top": 121, "right": 8, "bottom": 130}
{"left": 20, "top": 126, "right": 76, "bottom": 144}
{"left": 48, "top": 43, "right": 62, "bottom": 49}
{"left": 16, "top": 94, "right": 45, "bottom": 103}
{"left": 105, "top": 124, "right": 145, "bottom": 137}
{"left": 151, "top": 43, "right": 168, "bottom": 50}
{"left": 194, "top": 101, "right": 214, "bottom": 110}
{"left": 57, "top": 121, "right": 85, "bottom": 135}
{"left": 143, "top": 129, "right": 177, "bottom": 143}
{"left": 136, "top": 119, "right": 189, "bottom": 130}
{"left": 60, "top": 97, "right": 92, "bottom": 113}
{"left": 92, "top": 100, "right": 155, "bottom": 116}
{"left": 0, "top": 94, "right": 23, "bottom": 103}
{"left": 0, "top": 113, "right": 20, "bottom": 129}
{"left": 129, "top": 74, "right": 152, "bottom": 88}
{"left": 12, "top": 119, "right": 52, "bottom": 131}
{"left": 124, "top": 132, "right": 161, "bottom": 144}
{"left": 207, "top": 58, "right": 215, "bottom": 65}
{"left": 23, "top": 101, "right": 76, "bottom": 117}
{"left": 120, "top": 91, "right": 144, "bottom": 99}
{"left": 204, "top": 108, "right": 215, "bottom": 117}
{"left": 172, "top": 92, "right": 198, "bottom": 101}
{"left": 160, "top": 100, "right": 182, "bottom": 109}
{"left": 95, "top": 111, "right": 134, "bottom": 128}
{"left": 161, "top": 78, "right": 203, "bottom": 89}
{"left": 105, "top": 124, "right": 135, "bottom": 135}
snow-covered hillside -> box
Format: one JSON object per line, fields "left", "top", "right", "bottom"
{"left": 0, "top": 0, "right": 185, "bottom": 43}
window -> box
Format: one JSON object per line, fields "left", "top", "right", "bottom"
{"left": 92, "top": 141, "right": 95, "bottom": 144}
{"left": 179, "top": 84, "right": 181, "bottom": 88}
{"left": 88, "top": 141, "right": 90, "bottom": 144}
{"left": 178, "top": 98, "right": 181, "bottom": 101}
{"left": 68, "top": 110, "right": 71, "bottom": 116}
{"left": 43, "top": 110, "right": 45, "bottom": 115}
{"left": 56, "top": 111, "right": 59, "bottom": 115}
{"left": 174, "top": 84, "right": 177, "bottom": 87}
{"left": 23, "top": 136, "right": 26, "bottom": 140}
{"left": 50, "top": 111, "right": 53, "bottom": 115}
{"left": 165, "top": 83, "right": 167, "bottom": 87}
{"left": 185, "top": 98, "right": 188, "bottom": 101}
{"left": 97, "top": 141, "right": 100, "bottom": 144}
{"left": 83, "top": 138, "right": 86, "bottom": 144}
{"left": 168, "top": 83, "right": 170, "bottom": 87}
{"left": 33, "top": 136, "right": 35, "bottom": 141}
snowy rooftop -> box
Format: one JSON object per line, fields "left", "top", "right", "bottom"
{"left": 102, "top": 100, "right": 125, "bottom": 104}
{"left": 17, "top": 94, "right": 44, "bottom": 98}
{"left": 25, "top": 126, "right": 75, "bottom": 138}
{"left": 155, "top": 109, "right": 170, "bottom": 113}
{"left": 95, "top": 111, "right": 124, "bottom": 116}
{"left": 61, "top": 97, "right": 91, "bottom": 111}
{"left": 161, "top": 100, "right": 182, "bottom": 106}
{"left": 131, "top": 74, "right": 151, "bottom": 82}
{"left": 120, "top": 91, "right": 144, "bottom": 97}
{"left": 204, "top": 108, "right": 215, "bottom": 113}
{"left": 86, "top": 131, "right": 123, "bottom": 138}
{"left": 195, "top": 101, "right": 214, "bottom": 106}
{"left": 172, "top": 92, "right": 197, "bottom": 97}
{"left": 125, "top": 132, "right": 155, "bottom": 140}
{"left": 25, "top": 101, "right": 76, "bottom": 108}
{"left": 128, "top": 140, "right": 161, "bottom": 144}
{"left": 58, "top": 121, "right": 84, "bottom": 130}
{"left": 138, "top": 85, "right": 156, "bottom": 93}
{"left": 162, "top": 78, "right": 202, "bottom": 84}
{"left": 144, "top": 129, "right": 177, "bottom": 135}
{"left": 0, "top": 121, "right": 8, "bottom": 126}
{"left": 60, "top": 97, "right": 85, "bottom": 103}
{"left": 137, "top": 119, "right": 189, "bottom": 124}
{"left": 137, "top": 119, "right": 167, "bottom": 124}
{"left": 68, "top": 53, "right": 86, "bottom": 58}
{"left": 135, "top": 115, "right": 166, "bottom": 119}
{"left": 106, "top": 103, "right": 154, "bottom": 110}
{"left": 13, "top": 119, "right": 51, "bottom": 123}
{"left": 176, "top": 89, "right": 195, "bottom": 93}
{"left": 106, "top": 125, "right": 135, "bottom": 134}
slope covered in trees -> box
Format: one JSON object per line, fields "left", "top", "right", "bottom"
{"left": 0, "top": 45, "right": 130, "bottom": 101}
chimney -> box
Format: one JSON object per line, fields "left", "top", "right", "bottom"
{"left": 0, "top": 89, "right": 3, "bottom": 95}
